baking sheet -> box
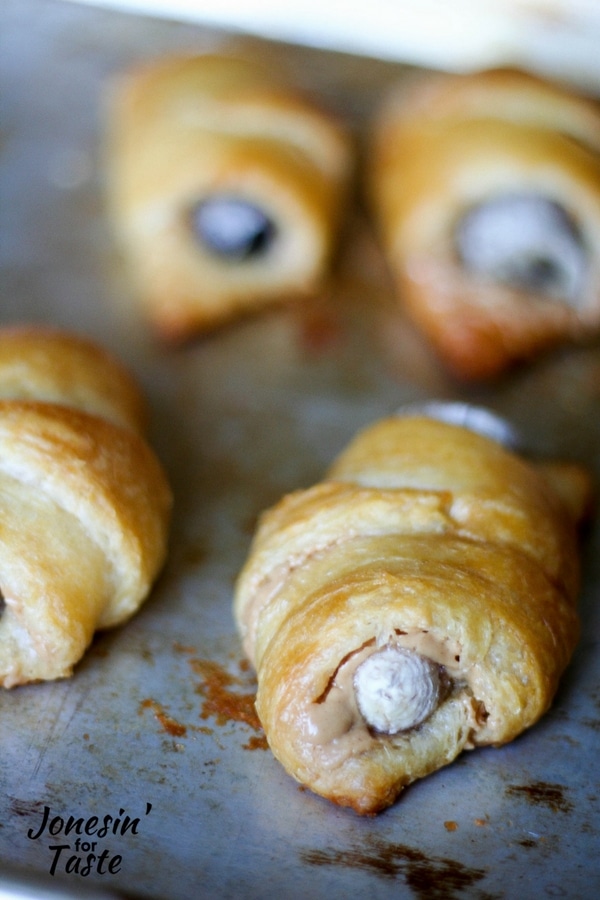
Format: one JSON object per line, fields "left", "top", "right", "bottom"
{"left": 1, "top": 2, "right": 599, "bottom": 898}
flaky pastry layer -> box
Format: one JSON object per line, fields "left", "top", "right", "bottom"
{"left": 368, "top": 68, "right": 600, "bottom": 379}
{"left": 0, "top": 326, "right": 172, "bottom": 688}
{"left": 234, "top": 415, "right": 590, "bottom": 814}
{"left": 107, "top": 53, "right": 353, "bottom": 341}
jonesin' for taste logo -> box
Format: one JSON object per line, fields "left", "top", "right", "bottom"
{"left": 27, "top": 802, "right": 153, "bottom": 877}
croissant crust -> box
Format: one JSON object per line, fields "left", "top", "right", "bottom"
{"left": 234, "top": 415, "right": 589, "bottom": 814}
{"left": 107, "top": 53, "right": 353, "bottom": 341}
{"left": 368, "top": 68, "right": 600, "bottom": 379}
{"left": 0, "top": 327, "right": 172, "bottom": 688}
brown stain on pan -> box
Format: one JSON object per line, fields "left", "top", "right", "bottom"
{"left": 517, "top": 838, "right": 538, "bottom": 849}
{"left": 137, "top": 647, "right": 268, "bottom": 749}
{"left": 139, "top": 698, "right": 187, "bottom": 738}
{"left": 188, "top": 654, "right": 268, "bottom": 750}
{"left": 189, "top": 657, "right": 260, "bottom": 730}
{"left": 294, "top": 300, "right": 345, "bottom": 355}
{"left": 243, "top": 733, "right": 269, "bottom": 751}
{"left": 581, "top": 716, "right": 600, "bottom": 732}
{"left": 301, "top": 833, "right": 491, "bottom": 899}
{"left": 9, "top": 797, "right": 46, "bottom": 818}
{"left": 505, "top": 781, "right": 573, "bottom": 814}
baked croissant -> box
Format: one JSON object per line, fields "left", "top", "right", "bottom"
{"left": 0, "top": 326, "right": 172, "bottom": 688}
{"left": 368, "top": 68, "right": 600, "bottom": 379}
{"left": 234, "top": 405, "right": 591, "bottom": 814}
{"left": 107, "top": 53, "right": 353, "bottom": 341}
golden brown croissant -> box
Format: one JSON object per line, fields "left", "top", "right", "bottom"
{"left": 0, "top": 326, "right": 172, "bottom": 688}
{"left": 234, "top": 405, "right": 591, "bottom": 814}
{"left": 107, "top": 53, "right": 354, "bottom": 341}
{"left": 368, "top": 68, "right": 600, "bottom": 379}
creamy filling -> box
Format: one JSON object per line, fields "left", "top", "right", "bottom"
{"left": 304, "top": 632, "right": 464, "bottom": 752}
{"left": 354, "top": 646, "right": 442, "bottom": 733}
{"left": 455, "top": 193, "right": 588, "bottom": 303}
{"left": 189, "top": 195, "right": 276, "bottom": 260}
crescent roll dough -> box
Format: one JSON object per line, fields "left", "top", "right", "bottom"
{"left": 234, "top": 412, "right": 590, "bottom": 814}
{"left": 107, "top": 53, "right": 353, "bottom": 341}
{"left": 368, "top": 68, "right": 600, "bottom": 379}
{"left": 0, "top": 326, "right": 172, "bottom": 688}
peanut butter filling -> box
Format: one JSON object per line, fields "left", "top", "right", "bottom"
{"left": 303, "top": 632, "right": 470, "bottom": 761}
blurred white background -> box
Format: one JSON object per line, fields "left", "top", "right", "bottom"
{"left": 66, "top": 0, "right": 600, "bottom": 91}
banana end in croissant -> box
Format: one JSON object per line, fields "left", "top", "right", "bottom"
{"left": 234, "top": 412, "right": 591, "bottom": 814}
{"left": 368, "top": 68, "right": 600, "bottom": 380}
{"left": 0, "top": 327, "right": 172, "bottom": 688}
{"left": 106, "top": 53, "right": 354, "bottom": 341}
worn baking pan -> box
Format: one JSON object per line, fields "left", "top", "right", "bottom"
{"left": 1, "top": 2, "right": 599, "bottom": 898}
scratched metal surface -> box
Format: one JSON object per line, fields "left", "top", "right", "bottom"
{"left": 1, "top": 2, "right": 599, "bottom": 899}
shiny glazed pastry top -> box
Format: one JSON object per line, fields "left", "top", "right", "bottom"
{"left": 107, "top": 52, "right": 354, "bottom": 341}
{"left": 0, "top": 326, "right": 172, "bottom": 688}
{"left": 234, "top": 409, "right": 591, "bottom": 814}
{"left": 368, "top": 68, "right": 600, "bottom": 379}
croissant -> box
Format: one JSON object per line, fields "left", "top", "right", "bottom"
{"left": 234, "top": 405, "right": 591, "bottom": 814}
{"left": 107, "top": 53, "right": 353, "bottom": 341}
{"left": 0, "top": 326, "right": 172, "bottom": 688}
{"left": 368, "top": 68, "right": 600, "bottom": 379}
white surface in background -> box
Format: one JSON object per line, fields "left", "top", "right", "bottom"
{"left": 62, "top": 0, "right": 600, "bottom": 89}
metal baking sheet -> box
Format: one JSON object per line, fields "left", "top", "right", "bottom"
{"left": 1, "top": 2, "right": 599, "bottom": 898}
